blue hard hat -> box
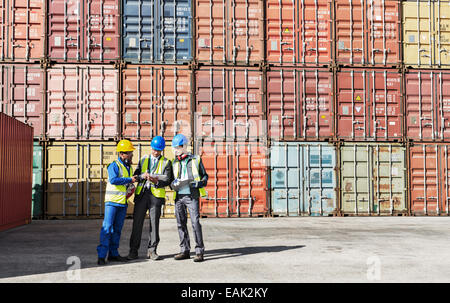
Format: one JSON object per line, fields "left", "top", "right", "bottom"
{"left": 172, "top": 134, "right": 188, "bottom": 147}
{"left": 151, "top": 136, "right": 166, "bottom": 151}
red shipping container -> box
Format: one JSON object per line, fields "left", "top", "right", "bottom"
{"left": 267, "top": 68, "right": 334, "bottom": 140}
{"left": 197, "top": 141, "right": 269, "bottom": 217}
{"left": 122, "top": 66, "right": 192, "bottom": 141}
{"left": 0, "top": 0, "right": 45, "bottom": 61}
{"left": 195, "top": 67, "right": 265, "bottom": 141}
{"left": 405, "top": 70, "right": 450, "bottom": 141}
{"left": 266, "top": 0, "right": 333, "bottom": 66}
{"left": 46, "top": 65, "right": 119, "bottom": 140}
{"left": 336, "top": 69, "right": 403, "bottom": 141}
{"left": 196, "top": 0, "right": 265, "bottom": 65}
{"left": 335, "top": 0, "right": 401, "bottom": 67}
{"left": 48, "top": 0, "right": 120, "bottom": 62}
{"left": 0, "top": 113, "right": 33, "bottom": 232}
{"left": 409, "top": 144, "right": 450, "bottom": 215}
{"left": 0, "top": 65, "right": 44, "bottom": 138}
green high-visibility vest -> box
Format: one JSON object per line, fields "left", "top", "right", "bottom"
{"left": 104, "top": 160, "right": 131, "bottom": 205}
{"left": 172, "top": 156, "right": 207, "bottom": 200}
{"left": 135, "top": 155, "right": 169, "bottom": 199}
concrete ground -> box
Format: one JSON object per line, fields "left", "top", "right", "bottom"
{"left": 0, "top": 217, "right": 449, "bottom": 283}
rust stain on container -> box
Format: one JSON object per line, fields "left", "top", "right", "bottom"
{"left": 267, "top": 68, "right": 334, "bottom": 140}
{"left": 0, "top": 65, "right": 44, "bottom": 138}
{"left": 122, "top": 66, "right": 192, "bottom": 141}
{"left": 0, "top": 113, "right": 33, "bottom": 231}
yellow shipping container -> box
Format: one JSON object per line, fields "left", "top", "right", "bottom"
{"left": 46, "top": 141, "right": 184, "bottom": 218}
{"left": 403, "top": 1, "right": 450, "bottom": 67}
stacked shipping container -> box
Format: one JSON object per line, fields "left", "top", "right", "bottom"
{"left": 1, "top": 0, "right": 450, "bottom": 219}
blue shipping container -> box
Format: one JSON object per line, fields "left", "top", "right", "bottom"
{"left": 270, "top": 142, "right": 337, "bottom": 216}
{"left": 122, "top": 0, "right": 193, "bottom": 64}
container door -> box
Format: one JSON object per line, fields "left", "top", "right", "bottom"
{"left": 122, "top": 0, "right": 153, "bottom": 63}
{"left": 366, "top": 0, "right": 400, "bottom": 66}
{"left": 46, "top": 143, "right": 83, "bottom": 217}
{"left": 440, "top": 144, "right": 450, "bottom": 215}
{"left": 436, "top": 72, "right": 450, "bottom": 140}
{"left": 340, "top": 144, "right": 371, "bottom": 214}
{"left": 32, "top": 141, "right": 43, "bottom": 218}
{"left": 85, "top": 0, "right": 120, "bottom": 61}
{"left": 335, "top": 0, "right": 365, "bottom": 65}
{"left": 410, "top": 145, "right": 440, "bottom": 215}
{"left": 405, "top": 71, "right": 436, "bottom": 141}
{"left": 435, "top": 1, "right": 450, "bottom": 67}
{"left": 266, "top": 0, "right": 296, "bottom": 65}
{"left": 158, "top": 0, "right": 192, "bottom": 63}
{"left": 303, "top": 144, "right": 336, "bottom": 216}
{"left": 372, "top": 144, "right": 406, "bottom": 214}
{"left": 403, "top": 1, "right": 433, "bottom": 67}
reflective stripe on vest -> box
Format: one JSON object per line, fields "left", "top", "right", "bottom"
{"left": 135, "top": 156, "right": 168, "bottom": 199}
{"left": 104, "top": 160, "right": 131, "bottom": 205}
{"left": 173, "top": 156, "right": 207, "bottom": 199}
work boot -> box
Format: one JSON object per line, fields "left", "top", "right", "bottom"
{"left": 127, "top": 251, "right": 139, "bottom": 260}
{"left": 97, "top": 258, "right": 106, "bottom": 266}
{"left": 107, "top": 255, "right": 128, "bottom": 262}
{"left": 147, "top": 250, "right": 162, "bottom": 261}
{"left": 174, "top": 252, "right": 190, "bottom": 260}
{"left": 193, "top": 254, "right": 204, "bottom": 263}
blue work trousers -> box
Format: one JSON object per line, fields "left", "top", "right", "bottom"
{"left": 97, "top": 204, "right": 128, "bottom": 259}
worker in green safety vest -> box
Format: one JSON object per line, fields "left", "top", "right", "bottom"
{"left": 127, "top": 136, "right": 173, "bottom": 261}
{"left": 170, "top": 134, "right": 208, "bottom": 263}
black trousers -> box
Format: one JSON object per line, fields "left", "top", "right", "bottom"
{"left": 129, "top": 189, "right": 163, "bottom": 254}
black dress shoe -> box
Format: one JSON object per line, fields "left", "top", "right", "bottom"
{"left": 193, "top": 254, "right": 204, "bottom": 262}
{"left": 108, "top": 255, "right": 128, "bottom": 262}
{"left": 174, "top": 252, "right": 190, "bottom": 260}
{"left": 127, "top": 253, "right": 139, "bottom": 260}
{"left": 97, "top": 258, "right": 106, "bottom": 265}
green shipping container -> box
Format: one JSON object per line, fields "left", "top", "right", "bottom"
{"left": 32, "top": 142, "right": 43, "bottom": 218}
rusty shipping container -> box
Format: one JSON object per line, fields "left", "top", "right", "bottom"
{"left": 0, "top": 113, "right": 33, "bottom": 231}
{"left": 45, "top": 141, "right": 179, "bottom": 218}
{"left": 196, "top": 0, "right": 265, "bottom": 65}
{"left": 194, "top": 67, "right": 265, "bottom": 141}
{"left": 335, "top": 0, "right": 401, "bottom": 67}
{"left": 409, "top": 143, "right": 450, "bottom": 216}
{"left": 403, "top": 0, "right": 450, "bottom": 68}
{"left": 48, "top": 0, "right": 120, "bottom": 63}
{"left": 122, "top": 66, "right": 192, "bottom": 141}
{"left": 0, "top": 0, "right": 45, "bottom": 62}
{"left": 0, "top": 65, "right": 44, "bottom": 138}
{"left": 46, "top": 65, "right": 119, "bottom": 140}
{"left": 340, "top": 143, "right": 407, "bottom": 216}
{"left": 405, "top": 70, "right": 450, "bottom": 141}
{"left": 336, "top": 68, "right": 403, "bottom": 141}
{"left": 196, "top": 140, "right": 269, "bottom": 217}
{"left": 267, "top": 68, "right": 334, "bottom": 141}
{"left": 266, "top": 0, "right": 333, "bottom": 66}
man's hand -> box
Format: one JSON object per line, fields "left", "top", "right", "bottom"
{"left": 142, "top": 172, "right": 150, "bottom": 180}
{"left": 148, "top": 176, "right": 158, "bottom": 184}
{"left": 131, "top": 176, "right": 138, "bottom": 183}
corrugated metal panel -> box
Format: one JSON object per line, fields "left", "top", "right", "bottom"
{"left": 196, "top": 0, "right": 265, "bottom": 65}
{"left": 122, "top": 65, "right": 192, "bottom": 141}
{"left": 195, "top": 67, "right": 265, "bottom": 141}
{"left": 0, "top": 65, "right": 44, "bottom": 138}
{"left": 409, "top": 143, "right": 450, "bottom": 215}
{"left": 45, "top": 141, "right": 177, "bottom": 218}
{"left": 266, "top": 0, "right": 332, "bottom": 66}
{"left": 32, "top": 141, "right": 43, "bottom": 218}
{"left": 405, "top": 70, "right": 450, "bottom": 141}
{"left": 336, "top": 69, "right": 403, "bottom": 141}
{"left": 0, "top": 113, "right": 33, "bottom": 232}
{"left": 0, "top": 0, "right": 44, "bottom": 61}
{"left": 122, "top": 0, "right": 193, "bottom": 64}
{"left": 267, "top": 68, "right": 334, "bottom": 140}
{"left": 48, "top": 0, "right": 120, "bottom": 62}
{"left": 403, "top": 1, "right": 450, "bottom": 67}
{"left": 270, "top": 142, "right": 337, "bottom": 216}
{"left": 197, "top": 141, "right": 269, "bottom": 217}
{"left": 335, "top": 0, "right": 401, "bottom": 66}
{"left": 340, "top": 143, "right": 407, "bottom": 215}
{"left": 46, "top": 65, "right": 119, "bottom": 140}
